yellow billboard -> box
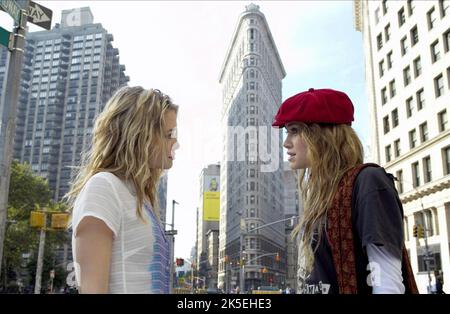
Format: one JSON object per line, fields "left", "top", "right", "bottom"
{"left": 203, "top": 191, "right": 220, "bottom": 221}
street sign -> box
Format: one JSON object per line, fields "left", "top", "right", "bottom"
{"left": 0, "top": 26, "right": 11, "bottom": 49}
{"left": 0, "top": 0, "right": 22, "bottom": 23}
{"left": 27, "top": 1, "right": 52, "bottom": 30}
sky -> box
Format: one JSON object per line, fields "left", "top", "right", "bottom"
{"left": 1, "top": 0, "right": 369, "bottom": 259}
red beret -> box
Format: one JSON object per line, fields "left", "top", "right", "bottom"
{"left": 272, "top": 88, "right": 354, "bottom": 127}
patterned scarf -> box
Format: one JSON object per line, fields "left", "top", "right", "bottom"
{"left": 326, "top": 163, "right": 419, "bottom": 294}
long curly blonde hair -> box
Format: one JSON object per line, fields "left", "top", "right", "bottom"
{"left": 65, "top": 86, "right": 178, "bottom": 222}
{"left": 292, "top": 123, "right": 363, "bottom": 274}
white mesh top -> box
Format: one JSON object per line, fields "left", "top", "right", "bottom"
{"left": 71, "top": 172, "right": 170, "bottom": 294}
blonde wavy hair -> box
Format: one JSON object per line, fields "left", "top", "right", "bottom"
{"left": 65, "top": 86, "right": 178, "bottom": 222}
{"left": 292, "top": 123, "right": 363, "bottom": 274}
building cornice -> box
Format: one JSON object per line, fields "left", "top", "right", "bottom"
{"left": 400, "top": 175, "right": 450, "bottom": 204}
{"left": 353, "top": 0, "right": 363, "bottom": 32}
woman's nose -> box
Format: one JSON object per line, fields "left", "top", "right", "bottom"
{"left": 283, "top": 138, "right": 291, "bottom": 149}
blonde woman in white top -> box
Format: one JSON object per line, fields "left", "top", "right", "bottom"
{"left": 66, "top": 86, "right": 179, "bottom": 294}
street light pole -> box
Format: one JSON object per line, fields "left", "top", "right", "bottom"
{"left": 237, "top": 210, "right": 245, "bottom": 293}
{"left": 395, "top": 177, "right": 433, "bottom": 293}
{"left": 0, "top": 3, "right": 29, "bottom": 279}
{"left": 165, "top": 200, "right": 178, "bottom": 294}
{"left": 240, "top": 215, "right": 296, "bottom": 292}
{"left": 34, "top": 225, "right": 46, "bottom": 294}
{"left": 239, "top": 233, "right": 244, "bottom": 293}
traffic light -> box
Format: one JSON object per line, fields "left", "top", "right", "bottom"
{"left": 51, "top": 213, "right": 69, "bottom": 229}
{"left": 176, "top": 258, "right": 184, "bottom": 267}
{"left": 261, "top": 267, "right": 268, "bottom": 274}
{"left": 30, "top": 211, "right": 45, "bottom": 229}
{"left": 275, "top": 253, "right": 280, "bottom": 262}
{"left": 413, "top": 224, "right": 425, "bottom": 238}
{"left": 418, "top": 225, "right": 425, "bottom": 238}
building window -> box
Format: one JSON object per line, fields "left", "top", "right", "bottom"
{"left": 407, "top": 0, "right": 415, "bottom": 16}
{"left": 383, "top": 115, "right": 390, "bottom": 134}
{"left": 417, "top": 244, "right": 442, "bottom": 272}
{"left": 384, "top": 23, "right": 391, "bottom": 42}
{"left": 444, "top": 29, "right": 450, "bottom": 53}
{"left": 396, "top": 170, "right": 404, "bottom": 193}
{"left": 412, "top": 162, "right": 420, "bottom": 187}
{"left": 398, "top": 7, "right": 406, "bottom": 27}
{"left": 379, "top": 59, "right": 385, "bottom": 78}
{"left": 438, "top": 109, "right": 448, "bottom": 132}
{"left": 448, "top": 67, "right": 450, "bottom": 89}
{"left": 410, "top": 25, "right": 419, "bottom": 46}
{"left": 435, "top": 74, "right": 445, "bottom": 97}
{"left": 392, "top": 108, "right": 399, "bottom": 127}
{"left": 406, "top": 97, "right": 414, "bottom": 118}
{"left": 401, "top": 36, "right": 408, "bottom": 55}
{"left": 419, "top": 122, "right": 429, "bottom": 142}
{"left": 249, "top": 28, "right": 255, "bottom": 40}
{"left": 387, "top": 50, "right": 393, "bottom": 69}
{"left": 389, "top": 80, "right": 396, "bottom": 98}
{"left": 413, "top": 56, "right": 422, "bottom": 77}
{"left": 443, "top": 146, "right": 450, "bottom": 175}
{"left": 385, "top": 145, "right": 392, "bottom": 162}
{"left": 382, "top": 0, "right": 388, "bottom": 14}
{"left": 423, "top": 156, "right": 432, "bottom": 183}
{"left": 439, "top": 0, "right": 450, "bottom": 17}
{"left": 416, "top": 88, "right": 425, "bottom": 110}
{"left": 428, "top": 7, "right": 437, "bottom": 30}
{"left": 409, "top": 129, "right": 417, "bottom": 149}
{"left": 381, "top": 87, "right": 388, "bottom": 105}
{"left": 431, "top": 40, "right": 441, "bottom": 63}
{"left": 377, "top": 33, "right": 383, "bottom": 50}
{"left": 403, "top": 66, "right": 411, "bottom": 86}
{"left": 394, "top": 139, "right": 401, "bottom": 157}
{"left": 375, "top": 7, "right": 380, "bottom": 24}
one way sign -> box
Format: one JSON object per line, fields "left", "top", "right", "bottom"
{"left": 27, "top": 1, "right": 52, "bottom": 30}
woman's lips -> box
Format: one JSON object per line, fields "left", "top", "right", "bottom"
{"left": 288, "top": 153, "right": 296, "bottom": 162}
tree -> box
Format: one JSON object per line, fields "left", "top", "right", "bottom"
{"left": 0, "top": 161, "right": 68, "bottom": 293}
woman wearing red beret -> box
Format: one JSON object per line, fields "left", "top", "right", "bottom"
{"left": 273, "top": 88, "right": 418, "bottom": 294}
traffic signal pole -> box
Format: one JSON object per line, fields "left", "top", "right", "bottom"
{"left": 237, "top": 215, "right": 296, "bottom": 292}
{"left": 0, "top": 3, "right": 28, "bottom": 279}
{"left": 165, "top": 200, "right": 178, "bottom": 293}
{"left": 423, "top": 225, "right": 432, "bottom": 293}
{"left": 34, "top": 225, "right": 46, "bottom": 294}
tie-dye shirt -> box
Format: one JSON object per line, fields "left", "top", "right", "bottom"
{"left": 71, "top": 172, "right": 170, "bottom": 294}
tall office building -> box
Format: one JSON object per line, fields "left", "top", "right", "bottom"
{"left": 158, "top": 172, "right": 168, "bottom": 226}
{"left": 283, "top": 161, "right": 301, "bottom": 292}
{"left": 0, "top": 7, "right": 129, "bottom": 201}
{"left": 354, "top": 0, "right": 450, "bottom": 293}
{"left": 218, "top": 4, "right": 286, "bottom": 291}
{"left": 196, "top": 164, "right": 220, "bottom": 288}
